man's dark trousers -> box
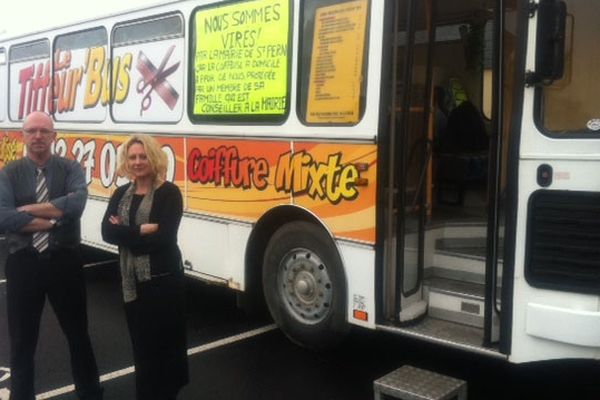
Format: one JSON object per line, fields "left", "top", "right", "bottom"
{"left": 5, "top": 247, "right": 102, "bottom": 400}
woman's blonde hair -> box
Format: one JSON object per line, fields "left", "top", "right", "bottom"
{"left": 117, "top": 135, "right": 167, "bottom": 184}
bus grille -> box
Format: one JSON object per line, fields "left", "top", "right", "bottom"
{"left": 526, "top": 190, "right": 600, "bottom": 293}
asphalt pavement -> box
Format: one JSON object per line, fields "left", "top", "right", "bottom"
{"left": 0, "top": 244, "right": 599, "bottom": 400}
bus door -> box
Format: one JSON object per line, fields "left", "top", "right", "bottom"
{"left": 384, "top": 0, "right": 434, "bottom": 323}
{"left": 509, "top": 0, "right": 600, "bottom": 362}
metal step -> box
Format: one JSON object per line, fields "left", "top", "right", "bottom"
{"left": 377, "top": 317, "right": 503, "bottom": 358}
{"left": 374, "top": 365, "right": 467, "bottom": 400}
{"left": 436, "top": 236, "right": 487, "bottom": 251}
{"left": 429, "top": 252, "right": 487, "bottom": 284}
{"left": 428, "top": 221, "right": 488, "bottom": 239}
{"left": 423, "top": 224, "right": 486, "bottom": 284}
{"left": 427, "top": 236, "right": 503, "bottom": 285}
{"left": 424, "top": 277, "right": 500, "bottom": 329}
{"left": 435, "top": 237, "right": 504, "bottom": 261}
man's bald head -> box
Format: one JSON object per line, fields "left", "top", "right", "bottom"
{"left": 22, "top": 111, "right": 56, "bottom": 165}
{"left": 24, "top": 111, "right": 54, "bottom": 129}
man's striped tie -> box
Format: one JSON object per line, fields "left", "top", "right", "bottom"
{"left": 32, "top": 168, "right": 49, "bottom": 253}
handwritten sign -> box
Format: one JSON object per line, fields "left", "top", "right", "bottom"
{"left": 306, "top": 0, "right": 368, "bottom": 123}
{"left": 192, "top": 0, "right": 289, "bottom": 117}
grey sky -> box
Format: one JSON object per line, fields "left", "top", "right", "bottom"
{"left": 0, "top": 0, "right": 164, "bottom": 39}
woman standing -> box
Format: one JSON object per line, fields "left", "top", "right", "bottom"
{"left": 101, "top": 135, "right": 188, "bottom": 400}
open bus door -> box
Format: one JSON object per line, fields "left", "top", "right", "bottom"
{"left": 385, "top": 0, "right": 501, "bottom": 337}
{"left": 507, "top": 0, "right": 600, "bottom": 363}
{"left": 384, "top": 0, "right": 434, "bottom": 324}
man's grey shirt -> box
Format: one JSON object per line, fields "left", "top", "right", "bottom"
{"left": 0, "top": 155, "right": 88, "bottom": 253}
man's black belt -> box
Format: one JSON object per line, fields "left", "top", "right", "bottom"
{"left": 17, "top": 247, "right": 62, "bottom": 260}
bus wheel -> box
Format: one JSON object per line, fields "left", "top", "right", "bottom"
{"left": 263, "top": 221, "right": 348, "bottom": 349}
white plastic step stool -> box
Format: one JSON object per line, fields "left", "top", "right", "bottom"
{"left": 373, "top": 365, "right": 467, "bottom": 400}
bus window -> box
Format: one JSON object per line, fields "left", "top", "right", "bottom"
{"left": 538, "top": 0, "right": 600, "bottom": 134}
{"left": 8, "top": 39, "right": 50, "bottom": 121}
{"left": 0, "top": 48, "right": 6, "bottom": 122}
{"left": 112, "top": 14, "right": 185, "bottom": 123}
{"left": 298, "top": 0, "right": 370, "bottom": 125}
{"left": 54, "top": 27, "right": 108, "bottom": 122}
{"left": 113, "top": 14, "right": 183, "bottom": 44}
{"left": 189, "top": 0, "right": 291, "bottom": 123}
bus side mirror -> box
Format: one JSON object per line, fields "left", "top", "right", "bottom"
{"left": 526, "top": 0, "right": 567, "bottom": 86}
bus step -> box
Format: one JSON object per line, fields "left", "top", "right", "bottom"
{"left": 424, "top": 277, "right": 494, "bottom": 328}
{"left": 436, "top": 236, "right": 489, "bottom": 251}
{"left": 429, "top": 236, "right": 504, "bottom": 285}
{"left": 373, "top": 365, "right": 467, "bottom": 400}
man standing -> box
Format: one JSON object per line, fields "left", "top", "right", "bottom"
{"left": 0, "top": 112, "right": 103, "bottom": 400}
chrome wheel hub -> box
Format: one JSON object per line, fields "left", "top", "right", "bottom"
{"left": 278, "top": 248, "right": 333, "bottom": 325}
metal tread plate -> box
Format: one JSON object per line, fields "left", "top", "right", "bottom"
{"left": 374, "top": 365, "right": 466, "bottom": 400}
{"left": 425, "top": 277, "right": 485, "bottom": 299}
{"left": 377, "top": 316, "right": 504, "bottom": 359}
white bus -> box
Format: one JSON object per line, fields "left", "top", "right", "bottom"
{"left": 1, "top": 0, "right": 599, "bottom": 364}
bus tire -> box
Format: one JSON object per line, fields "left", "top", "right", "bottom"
{"left": 262, "top": 221, "right": 348, "bottom": 349}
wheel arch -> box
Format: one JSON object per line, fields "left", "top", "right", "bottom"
{"left": 244, "top": 205, "right": 341, "bottom": 299}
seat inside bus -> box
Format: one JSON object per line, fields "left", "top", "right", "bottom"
{"left": 434, "top": 82, "right": 489, "bottom": 207}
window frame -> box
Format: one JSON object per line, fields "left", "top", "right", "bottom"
{"left": 296, "top": 0, "right": 371, "bottom": 127}
{"left": 111, "top": 12, "right": 185, "bottom": 125}
{"left": 532, "top": 5, "right": 597, "bottom": 138}
{"left": 52, "top": 26, "right": 109, "bottom": 123}
{"left": 0, "top": 47, "right": 6, "bottom": 122}
{"left": 8, "top": 39, "right": 50, "bottom": 122}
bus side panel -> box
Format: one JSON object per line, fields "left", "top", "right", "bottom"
{"left": 53, "top": 132, "right": 185, "bottom": 197}
{"left": 291, "top": 142, "right": 378, "bottom": 328}
{"left": 185, "top": 138, "right": 292, "bottom": 221}
{"left": 81, "top": 198, "right": 113, "bottom": 252}
{"left": 40, "top": 133, "right": 379, "bottom": 305}
{"left": 338, "top": 242, "right": 376, "bottom": 329}
{"left": 178, "top": 216, "right": 251, "bottom": 289}
{"left": 294, "top": 142, "right": 377, "bottom": 243}
{"left": 90, "top": 204, "right": 253, "bottom": 291}
{"left": 510, "top": 160, "right": 600, "bottom": 363}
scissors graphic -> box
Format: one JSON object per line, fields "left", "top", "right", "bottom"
{"left": 136, "top": 45, "right": 180, "bottom": 115}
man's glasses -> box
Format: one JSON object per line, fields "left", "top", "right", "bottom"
{"left": 23, "top": 128, "right": 54, "bottom": 135}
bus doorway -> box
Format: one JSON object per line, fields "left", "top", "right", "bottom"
{"left": 384, "top": 0, "right": 508, "bottom": 349}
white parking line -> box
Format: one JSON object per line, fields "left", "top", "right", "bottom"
{"left": 35, "top": 324, "right": 277, "bottom": 400}
{"left": 0, "top": 280, "right": 5, "bottom": 285}
{"left": 83, "top": 260, "right": 117, "bottom": 269}
{"left": 186, "top": 324, "right": 277, "bottom": 356}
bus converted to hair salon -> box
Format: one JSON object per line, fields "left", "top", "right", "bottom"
{"left": 1, "top": 0, "right": 599, "bottom": 365}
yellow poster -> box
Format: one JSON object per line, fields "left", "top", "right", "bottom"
{"left": 193, "top": 0, "right": 289, "bottom": 116}
{"left": 306, "top": 0, "right": 368, "bottom": 124}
